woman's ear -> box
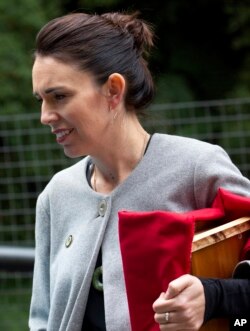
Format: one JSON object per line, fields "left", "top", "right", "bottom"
{"left": 106, "top": 73, "right": 126, "bottom": 108}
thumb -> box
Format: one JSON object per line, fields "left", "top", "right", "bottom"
{"left": 165, "top": 283, "right": 177, "bottom": 300}
{"left": 165, "top": 275, "right": 190, "bottom": 299}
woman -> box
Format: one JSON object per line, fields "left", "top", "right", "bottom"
{"left": 29, "top": 11, "right": 250, "bottom": 331}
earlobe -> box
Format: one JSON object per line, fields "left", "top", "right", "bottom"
{"left": 107, "top": 73, "right": 126, "bottom": 108}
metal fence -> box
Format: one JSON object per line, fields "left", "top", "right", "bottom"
{"left": 1, "top": 97, "right": 250, "bottom": 330}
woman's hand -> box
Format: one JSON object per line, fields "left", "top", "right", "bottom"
{"left": 152, "top": 274, "right": 205, "bottom": 330}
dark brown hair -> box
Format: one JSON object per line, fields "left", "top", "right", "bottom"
{"left": 34, "top": 12, "right": 155, "bottom": 113}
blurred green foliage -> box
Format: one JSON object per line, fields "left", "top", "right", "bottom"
{"left": 0, "top": 0, "right": 59, "bottom": 115}
{"left": 0, "top": 273, "right": 32, "bottom": 331}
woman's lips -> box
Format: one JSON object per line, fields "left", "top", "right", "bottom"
{"left": 53, "top": 128, "right": 74, "bottom": 144}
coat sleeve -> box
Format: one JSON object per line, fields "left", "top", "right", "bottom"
{"left": 193, "top": 144, "right": 250, "bottom": 208}
{"left": 29, "top": 193, "right": 50, "bottom": 331}
{"left": 201, "top": 276, "right": 250, "bottom": 322}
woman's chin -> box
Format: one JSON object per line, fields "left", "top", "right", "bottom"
{"left": 63, "top": 146, "right": 85, "bottom": 159}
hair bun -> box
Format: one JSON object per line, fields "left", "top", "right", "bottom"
{"left": 101, "top": 12, "right": 154, "bottom": 56}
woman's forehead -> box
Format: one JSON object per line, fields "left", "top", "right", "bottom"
{"left": 32, "top": 56, "right": 99, "bottom": 94}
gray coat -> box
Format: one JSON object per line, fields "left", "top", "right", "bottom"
{"left": 29, "top": 133, "right": 250, "bottom": 331}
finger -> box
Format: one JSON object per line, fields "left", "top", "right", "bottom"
{"left": 154, "top": 313, "right": 166, "bottom": 324}
{"left": 153, "top": 294, "right": 178, "bottom": 314}
{"left": 152, "top": 292, "right": 168, "bottom": 312}
{"left": 165, "top": 274, "right": 194, "bottom": 299}
{"left": 154, "top": 311, "right": 175, "bottom": 324}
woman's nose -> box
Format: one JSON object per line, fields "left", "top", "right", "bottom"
{"left": 40, "top": 102, "right": 58, "bottom": 125}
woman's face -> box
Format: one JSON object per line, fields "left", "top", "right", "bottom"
{"left": 32, "top": 56, "right": 111, "bottom": 158}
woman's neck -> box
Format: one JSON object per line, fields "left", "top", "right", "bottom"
{"left": 91, "top": 115, "right": 150, "bottom": 194}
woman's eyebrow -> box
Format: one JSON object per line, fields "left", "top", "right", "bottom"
{"left": 44, "top": 86, "right": 65, "bottom": 94}
{"left": 33, "top": 86, "right": 65, "bottom": 97}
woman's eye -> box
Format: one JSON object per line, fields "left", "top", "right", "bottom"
{"left": 54, "top": 94, "right": 66, "bottom": 101}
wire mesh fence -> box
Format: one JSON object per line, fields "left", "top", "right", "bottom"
{"left": 144, "top": 98, "right": 250, "bottom": 176}
{"left": 1, "top": 97, "right": 250, "bottom": 330}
